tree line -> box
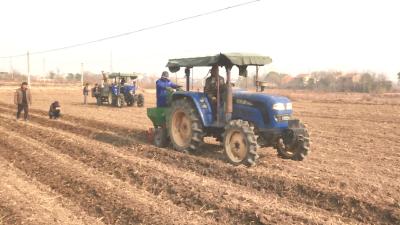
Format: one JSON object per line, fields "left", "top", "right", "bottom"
{"left": 237, "top": 71, "right": 394, "bottom": 93}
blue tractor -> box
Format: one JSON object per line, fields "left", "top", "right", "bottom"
{"left": 147, "top": 53, "right": 310, "bottom": 166}
{"left": 94, "top": 72, "right": 144, "bottom": 107}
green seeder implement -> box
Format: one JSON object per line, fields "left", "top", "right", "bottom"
{"left": 147, "top": 107, "right": 170, "bottom": 147}
{"left": 147, "top": 107, "right": 168, "bottom": 127}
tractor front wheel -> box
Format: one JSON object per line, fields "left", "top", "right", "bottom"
{"left": 168, "top": 99, "right": 204, "bottom": 153}
{"left": 137, "top": 94, "right": 144, "bottom": 107}
{"left": 223, "top": 120, "right": 259, "bottom": 166}
{"left": 126, "top": 94, "right": 135, "bottom": 106}
{"left": 126, "top": 96, "right": 134, "bottom": 106}
{"left": 276, "top": 123, "right": 310, "bottom": 161}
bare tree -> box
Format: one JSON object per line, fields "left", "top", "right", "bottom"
{"left": 66, "top": 73, "right": 75, "bottom": 81}
{"left": 48, "top": 71, "right": 56, "bottom": 79}
{"left": 397, "top": 72, "right": 400, "bottom": 85}
{"left": 359, "top": 73, "right": 374, "bottom": 93}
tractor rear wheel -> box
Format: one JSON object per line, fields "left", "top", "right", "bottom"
{"left": 276, "top": 123, "right": 310, "bottom": 161}
{"left": 168, "top": 98, "right": 204, "bottom": 153}
{"left": 137, "top": 94, "right": 144, "bottom": 107}
{"left": 96, "top": 96, "right": 102, "bottom": 106}
{"left": 108, "top": 93, "right": 113, "bottom": 105}
{"left": 116, "top": 95, "right": 124, "bottom": 108}
{"left": 223, "top": 120, "right": 259, "bottom": 166}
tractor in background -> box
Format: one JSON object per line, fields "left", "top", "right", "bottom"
{"left": 147, "top": 53, "right": 310, "bottom": 166}
{"left": 94, "top": 72, "right": 144, "bottom": 108}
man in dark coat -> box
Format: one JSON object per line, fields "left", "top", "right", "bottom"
{"left": 204, "top": 65, "right": 226, "bottom": 119}
{"left": 83, "top": 83, "right": 89, "bottom": 104}
{"left": 14, "top": 82, "right": 32, "bottom": 121}
{"left": 204, "top": 65, "right": 225, "bottom": 99}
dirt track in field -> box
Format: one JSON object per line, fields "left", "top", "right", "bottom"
{"left": 0, "top": 86, "right": 399, "bottom": 225}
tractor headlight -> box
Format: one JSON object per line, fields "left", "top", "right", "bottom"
{"left": 275, "top": 114, "right": 291, "bottom": 122}
{"left": 286, "top": 103, "right": 292, "bottom": 110}
{"left": 272, "top": 103, "right": 285, "bottom": 111}
{"left": 200, "top": 102, "right": 208, "bottom": 109}
{"left": 199, "top": 97, "right": 207, "bottom": 108}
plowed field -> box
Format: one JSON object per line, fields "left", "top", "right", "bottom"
{"left": 0, "top": 86, "right": 399, "bottom": 225}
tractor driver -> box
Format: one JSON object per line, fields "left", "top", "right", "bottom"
{"left": 120, "top": 78, "right": 126, "bottom": 93}
{"left": 204, "top": 65, "right": 226, "bottom": 119}
{"left": 156, "top": 71, "right": 180, "bottom": 107}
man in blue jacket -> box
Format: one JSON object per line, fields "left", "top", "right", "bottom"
{"left": 156, "top": 71, "right": 180, "bottom": 107}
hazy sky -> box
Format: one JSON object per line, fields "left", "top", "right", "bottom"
{"left": 0, "top": 0, "right": 399, "bottom": 80}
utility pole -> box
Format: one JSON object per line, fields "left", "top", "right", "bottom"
{"left": 27, "top": 51, "right": 30, "bottom": 86}
{"left": 191, "top": 68, "right": 194, "bottom": 90}
{"left": 81, "top": 63, "right": 84, "bottom": 86}
{"left": 255, "top": 65, "right": 259, "bottom": 92}
{"left": 42, "top": 58, "right": 46, "bottom": 78}
{"left": 9, "top": 57, "right": 13, "bottom": 80}
{"left": 110, "top": 51, "right": 113, "bottom": 73}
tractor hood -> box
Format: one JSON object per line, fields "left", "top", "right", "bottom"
{"left": 233, "top": 91, "right": 292, "bottom": 113}
{"left": 234, "top": 91, "right": 290, "bottom": 104}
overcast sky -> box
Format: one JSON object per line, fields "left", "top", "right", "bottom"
{"left": 0, "top": 0, "right": 399, "bottom": 81}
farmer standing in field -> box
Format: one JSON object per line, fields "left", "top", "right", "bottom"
{"left": 156, "top": 71, "right": 180, "bottom": 107}
{"left": 83, "top": 83, "right": 89, "bottom": 104}
{"left": 14, "top": 82, "right": 32, "bottom": 121}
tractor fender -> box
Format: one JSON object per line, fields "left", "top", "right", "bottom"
{"left": 171, "top": 92, "right": 213, "bottom": 127}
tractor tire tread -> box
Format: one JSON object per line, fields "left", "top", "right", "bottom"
{"left": 168, "top": 98, "right": 204, "bottom": 153}
{"left": 223, "top": 119, "right": 259, "bottom": 166}
{"left": 277, "top": 122, "right": 310, "bottom": 161}
{"left": 137, "top": 94, "right": 145, "bottom": 107}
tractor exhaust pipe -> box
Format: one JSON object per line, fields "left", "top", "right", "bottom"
{"left": 185, "top": 67, "right": 190, "bottom": 91}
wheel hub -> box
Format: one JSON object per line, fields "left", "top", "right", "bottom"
{"left": 278, "top": 138, "right": 295, "bottom": 156}
{"left": 228, "top": 131, "right": 247, "bottom": 162}
{"left": 171, "top": 111, "right": 192, "bottom": 147}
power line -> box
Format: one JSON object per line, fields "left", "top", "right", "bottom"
{"left": 0, "top": 0, "right": 261, "bottom": 59}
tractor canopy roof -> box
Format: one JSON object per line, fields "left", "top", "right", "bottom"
{"left": 166, "top": 53, "right": 272, "bottom": 73}
{"left": 108, "top": 72, "right": 139, "bottom": 79}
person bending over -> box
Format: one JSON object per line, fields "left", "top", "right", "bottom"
{"left": 49, "top": 101, "right": 61, "bottom": 119}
